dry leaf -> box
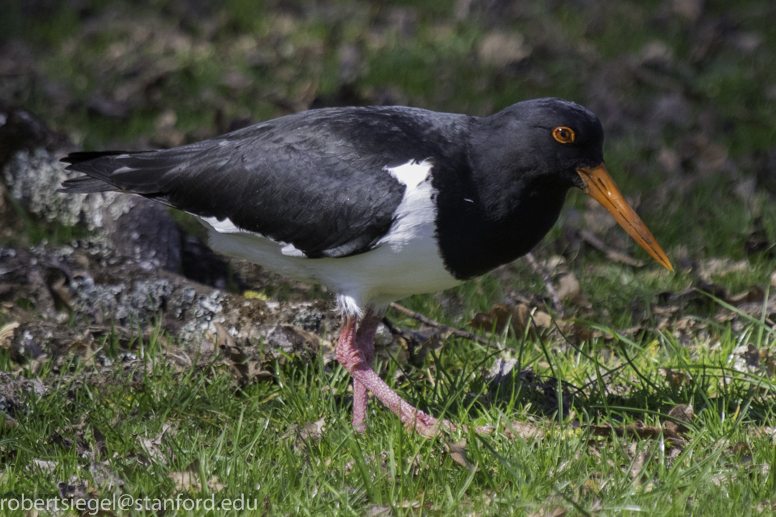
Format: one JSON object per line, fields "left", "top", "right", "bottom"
{"left": 365, "top": 505, "right": 392, "bottom": 517}
{"left": 31, "top": 459, "right": 58, "bottom": 473}
{"left": 168, "top": 470, "right": 227, "bottom": 493}
{"left": 731, "top": 441, "right": 750, "bottom": 455}
{"left": 727, "top": 286, "right": 765, "bottom": 306}
{"left": 343, "top": 451, "right": 391, "bottom": 476}
{"left": 263, "top": 324, "right": 321, "bottom": 356}
{"left": 531, "top": 311, "right": 553, "bottom": 329}
{"left": 712, "top": 463, "right": 770, "bottom": 487}
{"left": 732, "top": 344, "right": 766, "bottom": 373}
{"left": 135, "top": 423, "right": 174, "bottom": 465}
{"left": 664, "top": 404, "right": 694, "bottom": 435}
{"left": 761, "top": 348, "right": 776, "bottom": 376}
{"left": 512, "top": 303, "right": 532, "bottom": 335}
{"left": 586, "top": 421, "right": 661, "bottom": 440}
{"left": 697, "top": 258, "right": 748, "bottom": 283}
{"left": 661, "top": 368, "right": 691, "bottom": 390}
{"left": 556, "top": 273, "right": 580, "bottom": 302}
{"left": 88, "top": 461, "right": 124, "bottom": 490}
{"left": 468, "top": 303, "right": 513, "bottom": 333}
{"left": 672, "top": 0, "right": 704, "bottom": 22}
{"left": 559, "top": 320, "right": 592, "bottom": 344}
{"left": 487, "top": 357, "right": 517, "bottom": 382}
{"left": 640, "top": 41, "right": 674, "bottom": 66}
{"left": 529, "top": 508, "right": 567, "bottom": 517}
{"left": 629, "top": 450, "right": 647, "bottom": 479}
{"left": 297, "top": 417, "right": 325, "bottom": 441}
{"left": 168, "top": 459, "right": 227, "bottom": 493}
{"left": 407, "top": 454, "right": 423, "bottom": 476}
{"left": 219, "top": 341, "right": 274, "bottom": 385}
{"left": 213, "top": 322, "right": 236, "bottom": 348}
{"left": 48, "top": 275, "right": 72, "bottom": 307}
{"left": 468, "top": 303, "right": 536, "bottom": 338}
{"left": 445, "top": 439, "right": 478, "bottom": 472}
{"left": 167, "top": 470, "right": 202, "bottom": 492}
{"left": 397, "top": 500, "right": 422, "bottom": 509}
{"left": 206, "top": 476, "right": 228, "bottom": 492}
{"left": 503, "top": 421, "right": 544, "bottom": 441}
{"left": 0, "top": 322, "right": 20, "bottom": 348}
{"left": 285, "top": 417, "right": 325, "bottom": 452}
{"left": 68, "top": 338, "right": 97, "bottom": 366}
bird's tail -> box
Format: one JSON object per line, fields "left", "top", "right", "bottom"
{"left": 59, "top": 151, "right": 139, "bottom": 193}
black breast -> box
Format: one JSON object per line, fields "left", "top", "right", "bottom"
{"left": 434, "top": 170, "right": 570, "bottom": 280}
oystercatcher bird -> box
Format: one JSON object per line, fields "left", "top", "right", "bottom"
{"left": 60, "top": 98, "right": 672, "bottom": 436}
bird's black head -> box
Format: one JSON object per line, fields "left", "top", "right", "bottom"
{"left": 470, "top": 97, "right": 604, "bottom": 191}
{"left": 467, "top": 97, "right": 672, "bottom": 271}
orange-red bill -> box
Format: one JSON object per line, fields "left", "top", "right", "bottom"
{"left": 577, "top": 163, "right": 673, "bottom": 271}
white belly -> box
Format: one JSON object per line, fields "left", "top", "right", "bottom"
{"left": 207, "top": 227, "right": 461, "bottom": 310}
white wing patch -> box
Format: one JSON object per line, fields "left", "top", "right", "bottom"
{"left": 378, "top": 159, "right": 436, "bottom": 251}
{"left": 386, "top": 159, "right": 431, "bottom": 188}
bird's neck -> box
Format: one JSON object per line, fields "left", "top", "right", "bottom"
{"left": 433, "top": 138, "right": 571, "bottom": 280}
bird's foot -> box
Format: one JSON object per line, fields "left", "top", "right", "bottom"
{"left": 338, "top": 312, "right": 458, "bottom": 438}
{"left": 401, "top": 408, "right": 457, "bottom": 438}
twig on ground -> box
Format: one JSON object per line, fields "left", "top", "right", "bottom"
{"left": 578, "top": 230, "right": 645, "bottom": 267}
{"left": 388, "top": 303, "right": 496, "bottom": 348}
{"left": 524, "top": 252, "right": 564, "bottom": 316}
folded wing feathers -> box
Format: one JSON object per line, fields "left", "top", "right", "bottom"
{"left": 59, "top": 146, "right": 209, "bottom": 195}
{"left": 55, "top": 108, "right": 451, "bottom": 258}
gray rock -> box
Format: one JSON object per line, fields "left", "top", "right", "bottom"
{"left": 3, "top": 148, "right": 129, "bottom": 229}
{"left": 114, "top": 279, "right": 174, "bottom": 326}
{"left": 291, "top": 308, "right": 324, "bottom": 333}
{"left": 2, "top": 148, "right": 183, "bottom": 272}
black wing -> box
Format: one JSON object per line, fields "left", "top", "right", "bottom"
{"left": 60, "top": 107, "right": 470, "bottom": 258}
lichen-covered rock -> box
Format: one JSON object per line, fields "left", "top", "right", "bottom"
{"left": 2, "top": 148, "right": 183, "bottom": 272}
{"left": 3, "top": 148, "right": 130, "bottom": 229}
{"left": 70, "top": 276, "right": 124, "bottom": 324}
{"left": 178, "top": 290, "right": 226, "bottom": 342}
{"left": 0, "top": 371, "right": 47, "bottom": 422}
{"left": 114, "top": 279, "right": 174, "bottom": 325}
{"left": 0, "top": 245, "right": 339, "bottom": 360}
{"left": 291, "top": 306, "right": 324, "bottom": 333}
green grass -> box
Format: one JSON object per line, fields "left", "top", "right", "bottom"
{"left": 3, "top": 305, "right": 775, "bottom": 515}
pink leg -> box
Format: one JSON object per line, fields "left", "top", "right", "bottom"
{"left": 352, "top": 311, "right": 380, "bottom": 434}
{"left": 337, "top": 315, "right": 455, "bottom": 437}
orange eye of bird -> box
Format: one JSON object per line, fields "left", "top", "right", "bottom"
{"left": 552, "top": 126, "right": 575, "bottom": 144}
